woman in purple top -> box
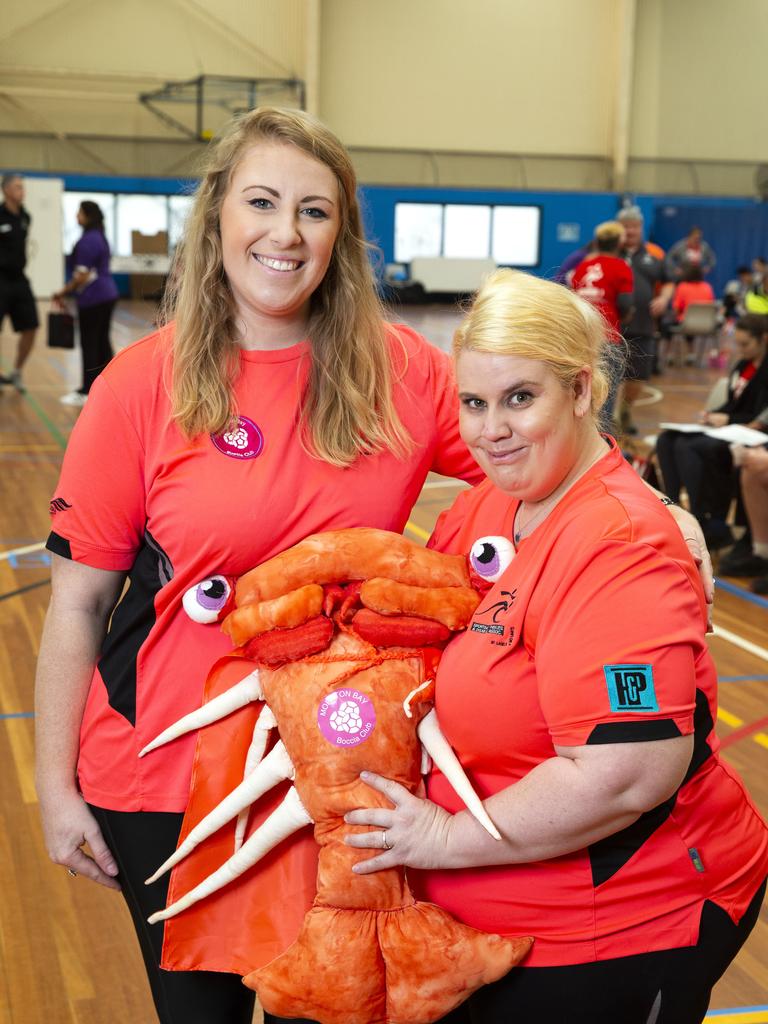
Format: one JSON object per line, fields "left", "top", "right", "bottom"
{"left": 54, "top": 200, "right": 119, "bottom": 406}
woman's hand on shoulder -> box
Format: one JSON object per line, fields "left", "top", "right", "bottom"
{"left": 37, "top": 785, "right": 121, "bottom": 890}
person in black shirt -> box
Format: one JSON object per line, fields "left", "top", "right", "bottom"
{"left": 0, "top": 174, "right": 39, "bottom": 391}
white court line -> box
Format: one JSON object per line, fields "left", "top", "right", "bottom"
{"left": 0, "top": 542, "right": 46, "bottom": 562}
{"left": 712, "top": 624, "right": 768, "bottom": 664}
{"left": 421, "top": 479, "right": 470, "bottom": 490}
{"left": 634, "top": 385, "right": 663, "bottom": 407}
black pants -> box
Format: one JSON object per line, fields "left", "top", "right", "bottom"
{"left": 78, "top": 299, "right": 115, "bottom": 393}
{"left": 438, "top": 879, "right": 766, "bottom": 1024}
{"left": 655, "top": 430, "right": 735, "bottom": 521}
{"left": 90, "top": 806, "right": 256, "bottom": 1024}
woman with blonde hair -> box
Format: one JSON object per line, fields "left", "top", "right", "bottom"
{"left": 348, "top": 270, "right": 767, "bottom": 1023}
{"left": 34, "top": 107, "right": 483, "bottom": 1024}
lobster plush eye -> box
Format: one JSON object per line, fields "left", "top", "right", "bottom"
{"left": 182, "top": 575, "right": 233, "bottom": 623}
{"left": 469, "top": 536, "right": 515, "bottom": 582}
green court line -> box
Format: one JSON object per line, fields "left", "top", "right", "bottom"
{"left": 21, "top": 391, "right": 68, "bottom": 451}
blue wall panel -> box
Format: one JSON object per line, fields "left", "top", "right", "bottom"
{"left": 23, "top": 169, "right": 768, "bottom": 296}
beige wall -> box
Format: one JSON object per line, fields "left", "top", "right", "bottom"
{"left": 0, "top": 0, "right": 765, "bottom": 194}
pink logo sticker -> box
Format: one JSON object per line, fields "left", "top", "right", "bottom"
{"left": 317, "top": 689, "right": 376, "bottom": 748}
{"left": 211, "top": 416, "right": 264, "bottom": 459}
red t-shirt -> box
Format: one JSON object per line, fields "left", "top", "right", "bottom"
{"left": 419, "top": 442, "right": 768, "bottom": 966}
{"left": 47, "top": 323, "right": 483, "bottom": 812}
{"left": 571, "top": 253, "right": 634, "bottom": 340}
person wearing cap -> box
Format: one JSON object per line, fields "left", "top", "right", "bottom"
{"left": 570, "top": 221, "right": 634, "bottom": 425}
{"left": 617, "top": 206, "right": 674, "bottom": 431}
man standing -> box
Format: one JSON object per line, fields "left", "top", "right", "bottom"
{"left": 0, "top": 174, "right": 38, "bottom": 391}
{"left": 666, "top": 225, "right": 716, "bottom": 282}
{"left": 617, "top": 206, "right": 674, "bottom": 433}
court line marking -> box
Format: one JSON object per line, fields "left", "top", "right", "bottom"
{"left": 19, "top": 390, "right": 68, "bottom": 450}
{"left": 0, "top": 712, "right": 34, "bottom": 720}
{"left": 0, "top": 542, "right": 46, "bottom": 562}
{"left": 705, "top": 1009, "right": 768, "bottom": 1022}
{"left": 715, "top": 578, "right": 768, "bottom": 612}
{"left": 717, "top": 707, "right": 743, "bottom": 729}
{"left": 719, "top": 675, "right": 768, "bottom": 682}
{"left": 720, "top": 713, "right": 768, "bottom": 750}
{"left": 712, "top": 624, "right": 768, "bottom": 664}
{"left": 421, "top": 479, "right": 470, "bottom": 490}
{"left": 405, "top": 521, "right": 430, "bottom": 542}
{"left": 633, "top": 385, "right": 663, "bottom": 407}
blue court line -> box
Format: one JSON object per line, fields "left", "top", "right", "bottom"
{"left": 705, "top": 1007, "right": 768, "bottom": 1017}
{"left": 715, "top": 577, "right": 768, "bottom": 611}
{"left": 719, "top": 675, "right": 768, "bottom": 682}
{"left": 0, "top": 712, "right": 34, "bottom": 720}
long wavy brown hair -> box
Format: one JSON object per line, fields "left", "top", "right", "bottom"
{"left": 162, "top": 107, "right": 412, "bottom": 466}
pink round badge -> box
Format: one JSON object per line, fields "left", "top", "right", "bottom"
{"left": 211, "top": 416, "right": 264, "bottom": 459}
{"left": 317, "top": 688, "right": 376, "bottom": 748}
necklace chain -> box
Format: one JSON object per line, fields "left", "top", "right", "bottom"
{"left": 512, "top": 440, "right": 610, "bottom": 545}
{"left": 513, "top": 498, "right": 558, "bottom": 545}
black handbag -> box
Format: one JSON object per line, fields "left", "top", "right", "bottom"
{"left": 47, "top": 310, "right": 75, "bottom": 349}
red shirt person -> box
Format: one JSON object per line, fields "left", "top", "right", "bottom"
{"left": 571, "top": 220, "right": 634, "bottom": 340}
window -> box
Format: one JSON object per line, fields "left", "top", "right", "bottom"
{"left": 394, "top": 201, "right": 541, "bottom": 266}
{"left": 115, "top": 194, "right": 169, "bottom": 256}
{"left": 169, "top": 194, "right": 195, "bottom": 250}
{"left": 443, "top": 205, "right": 492, "bottom": 259}
{"left": 394, "top": 203, "right": 443, "bottom": 262}
{"left": 492, "top": 206, "right": 541, "bottom": 267}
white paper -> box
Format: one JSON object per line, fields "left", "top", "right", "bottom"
{"left": 658, "top": 422, "right": 706, "bottom": 433}
{"left": 658, "top": 423, "right": 767, "bottom": 446}
{"left": 704, "top": 424, "right": 768, "bottom": 447}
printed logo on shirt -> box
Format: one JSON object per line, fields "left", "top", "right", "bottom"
{"left": 317, "top": 688, "right": 376, "bottom": 748}
{"left": 470, "top": 590, "right": 517, "bottom": 644}
{"left": 211, "top": 416, "right": 265, "bottom": 460}
{"left": 49, "top": 497, "right": 73, "bottom": 514}
{"left": 603, "top": 664, "right": 658, "bottom": 712}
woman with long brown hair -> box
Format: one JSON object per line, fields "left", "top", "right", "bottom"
{"left": 34, "top": 107, "right": 483, "bottom": 1024}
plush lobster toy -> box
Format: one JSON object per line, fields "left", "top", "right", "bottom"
{"left": 141, "top": 528, "right": 532, "bottom": 1024}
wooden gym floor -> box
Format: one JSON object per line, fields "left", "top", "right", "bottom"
{"left": 1, "top": 300, "right": 766, "bottom": 1024}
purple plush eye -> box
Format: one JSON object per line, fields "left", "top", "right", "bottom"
{"left": 182, "top": 575, "right": 232, "bottom": 623}
{"left": 469, "top": 536, "right": 515, "bottom": 582}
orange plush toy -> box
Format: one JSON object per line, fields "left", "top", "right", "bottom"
{"left": 142, "top": 528, "right": 532, "bottom": 1024}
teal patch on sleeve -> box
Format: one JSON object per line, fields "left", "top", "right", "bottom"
{"left": 603, "top": 664, "right": 658, "bottom": 713}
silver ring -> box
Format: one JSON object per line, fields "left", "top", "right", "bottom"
{"left": 381, "top": 831, "right": 392, "bottom": 851}
{"left": 67, "top": 868, "right": 78, "bottom": 877}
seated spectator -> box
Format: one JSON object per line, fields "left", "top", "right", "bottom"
{"left": 745, "top": 266, "right": 768, "bottom": 315}
{"left": 672, "top": 263, "right": 716, "bottom": 322}
{"left": 655, "top": 314, "right": 768, "bottom": 550}
{"left": 718, "top": 441, "right": 768, "bottom": 587}
{"left": 722, "top": 265, "right": 753, "bottom": 320}
{"left": 666, "top": 226, "right": 716, "bottom": 281}
{"left": 570, "top": 221, "right": 633, "bottom": 422}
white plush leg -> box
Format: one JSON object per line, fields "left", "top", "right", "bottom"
{"left": 145, "top": 740, "right": 295, "bottom": 884}
{"left": 147, "top": 786, "right": 313, "bottom": 924}
{"left": 234, "top": 704, "right": 278, "bottom": 850}
{"left": 139, "top": 670, "right": 263, "bottom": 757}
{"left": 417, "top": 709, "right": 501, "bottom": 840}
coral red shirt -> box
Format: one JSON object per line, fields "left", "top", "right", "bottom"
{"left": 46, "top": 323, "right": 482, "bottom": 812}
{"left": 571, "top": 254, "right": 634, "bottom": 340}
{"left": 419, "top": 441, "right": 768, "bottom": 966}
{"left": 672, "top": 280, "right": 716, "bottom": 321}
